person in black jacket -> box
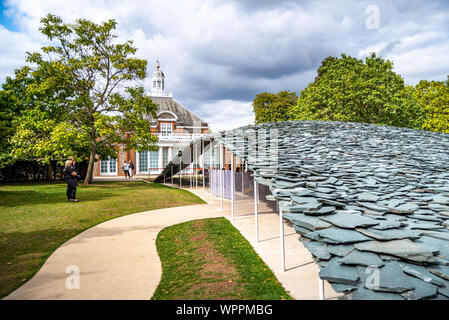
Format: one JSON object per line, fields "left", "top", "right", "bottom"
{"left": 63, "top": 158, "right": 80, "bottom": 202}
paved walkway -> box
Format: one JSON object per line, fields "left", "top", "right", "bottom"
{"left": 4, "top": 182, "right": 340, "bottom": 300}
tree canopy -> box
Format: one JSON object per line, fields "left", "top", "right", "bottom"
{"left": 15, "top": 14, "right": 159, "bottom": 183}
{"left": 0, "top": 68, "right": 31, "bottom": 167}
{"left": 292, "top": 53, "right": 424, "bottom": 129}
{"left": 415, "top": 77, "right": 449, "bottom": 134}
{"left": 252, "top": 90, "right": 298, "bottom": 124}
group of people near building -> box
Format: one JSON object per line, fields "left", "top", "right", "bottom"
{"left": 123, "top": 160, "right": 135, "bottom": 179}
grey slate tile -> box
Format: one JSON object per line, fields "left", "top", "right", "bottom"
{"left": 357, "top": 192, "right": 380, "bottom": 202}
{"left": 355, "top": 239, "right": 437, "bottom": 263}
{"left": 399, "top": 262, "right": 445, "bottom": 287}
{"left": 420, "top": 230, "right": 449, "bottom": 241}
{"left": 349, "top": 288, "right": 405, "bottom": 300}
{"left": 361, "top": 262, "right": 415, "bottom": 293}
{"left": 303, "top": 241, "right": 331, "bottom": 260}
{"left": 327, "top": 244, "right": 354, "bottom": 257}
{"left": 284, "top": 213, "right": 331, "bottom": 230}
{"left": 315, "top": 228, "right": 372, "bottom": 244}
{"left": 319, "top": 258, "right": 360, "bottom": 285}
{"left": 339, "top": 250, "right": 384, "bottom": 267}
{"left": 355, "top": 228, "right": 421, "bottom": 241}
{"left": 320, "top": 212, "right": 379, "bottom": 229}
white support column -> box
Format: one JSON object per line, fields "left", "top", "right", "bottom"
{"left": 231, "top": 153, "right": 234, "bottom": 221}
{"left": 210, "top": 141, "right": 213, "bottom": 201}
{"left": 254, "top": 180, "right": 259, "bottom": 242}
{"left": 190, "top": 146, "right": 193, "bottom": 189}
{"left": 241, "top": 170, "right": 244, "bottom": 199}
{"left": 319, "top": 279, "right": 325, "bottom": 300}
{"left": 220, "top": 143, "right": 223, "bottom": 210}
{"left": 280, "top": 208, "right": 285, "bottom": 272}
{"left": 195, "top": 143, "right": 198, "bottom": 192}
{"left": 168, "top": 147, "right": 173, "bottom": 163}
{"left": 202, "top": 140, "right": 205, "bottom": 193}
{"left": 171, "top": 165, "right": 173, "bottom": 185}
{"left": 158, "top": 147, "right": 163, "bottom": 175}
{"left": 178, "top": 156, "right": 182, "bottom": 188}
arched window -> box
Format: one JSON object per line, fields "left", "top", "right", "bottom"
{"left": 153, "top": 81, "right": 156, "bottom": 88}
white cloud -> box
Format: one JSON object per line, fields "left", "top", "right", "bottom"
{"left": 1, "top": 0, "right": 448, "bottom": 131}
{"left": 0, "top": 25, "right": 42, "bottom": 81}
{"left": 195, "top": 99, "right": 254, "bottom": 132}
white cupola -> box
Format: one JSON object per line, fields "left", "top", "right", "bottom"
{"left": 150, "top": 60, "right": 172, "bottom": 97}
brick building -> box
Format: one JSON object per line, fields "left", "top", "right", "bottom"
{"left": 94, "top": 61, "right": 209, "bottom": 177}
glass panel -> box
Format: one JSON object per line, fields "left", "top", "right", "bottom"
{"left": 139, "top": 151, "right": 148, "bottom": 172}
{"left": 162, "top": 147, "right": 169, "bottom": 167}
{"left": 161, "top": 123, "right": 172, "bottom": 137}
{"left": 100, "top": 160, "right": 108, "bottom": 173}
{"left": 109, "top": 158, "right": 116, "bottom": 173}
{"left": 149, "top": 151, "right": 159, "bottom": 172}
{"left": 204, "top": 149, "right": 210, "bottom": 167}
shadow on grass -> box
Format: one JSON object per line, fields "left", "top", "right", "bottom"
{"left": 0, "top": 189, "right": 119, "bottom": 208}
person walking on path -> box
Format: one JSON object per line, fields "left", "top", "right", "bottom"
{"left": 63, "top": 158, "right": 80, "bottom": 202}
{"left": 123, "top": 161, "right": 130, "bottom": 179}
{"left": 128, "top": 160, "right": 135, "bottom": 178}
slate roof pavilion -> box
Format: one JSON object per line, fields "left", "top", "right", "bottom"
{"left": 157, "top": 120, "right": 449, "bottom": 300}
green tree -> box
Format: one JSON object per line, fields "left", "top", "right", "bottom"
{"left": 25, "top": 14, "right": 158, "bottom": 184}
{"left": 252, "top": 90, "right": 298, "bottom": 124}
{"left": 0, "top": 79, "right": 23, "bottom": 167}
{"left": 0, "top": 65, "right": 90, "bottom": 179}
{"left": 293, "top": 53, "right": 424, "bottom": 129}
{"left": 415, "top": 77, "right": 449, "bottom": 133}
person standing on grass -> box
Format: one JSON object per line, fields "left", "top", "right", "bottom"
{"left": 123, "top": 161, "right": 130, "bottom": 179}
{"left": 128, "top": 160, "right": 135, "bottom": 178}
{"left": 69, "top": 157, "right": 80, "bottom": 184}
{"left": 63, "top": 158, "right": 79, "bottom": 202}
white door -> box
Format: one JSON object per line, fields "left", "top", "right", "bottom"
{"left": 100, "top": 156, "right": 117, "bottom": 175}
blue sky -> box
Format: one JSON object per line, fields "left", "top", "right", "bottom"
{"left": 0, "top": 1, "right": 16, "bottom": 30}
{"left": 0, "top": 0, "right": 448, "bottom": 131}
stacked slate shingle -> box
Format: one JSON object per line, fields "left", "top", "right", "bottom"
{"left": 216, "top": 121, "right": 449, "bottom": 300}
{"left": 157, "top": 120, "right": 449, "bottom": 300}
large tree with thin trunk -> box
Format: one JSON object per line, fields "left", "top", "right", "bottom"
{"left": 26, "top": 14, "right": 158, "bottom": 184}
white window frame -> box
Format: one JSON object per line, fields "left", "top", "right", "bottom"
{"left": 160, "top": 123, "right": 173, "bottom": 137}
{"left": 138, "top": 151, "right": 148, "bottom": 174}
{"left": 100, "top": 156, "right": 117, "bottom": 175}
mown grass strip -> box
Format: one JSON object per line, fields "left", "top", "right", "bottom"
{"left": 0, "top": 181, "right": 205, "bottom": 298}
{"left": 153, "top": 217, "right": 292, "bottom": 300}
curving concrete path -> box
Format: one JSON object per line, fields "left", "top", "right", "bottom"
{"left": 4, "top": 184, "right": 340, "bottom": 300}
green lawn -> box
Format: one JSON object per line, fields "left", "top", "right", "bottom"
{"left": 0, "top": 181, "right": 205, "bottom": 298}
{"left": 152, "top": 217, "right": 292, "bottom": 300}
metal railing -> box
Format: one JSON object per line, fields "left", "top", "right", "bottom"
{"left": 156, "top": 132, "right": 204, "bottom": 141}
